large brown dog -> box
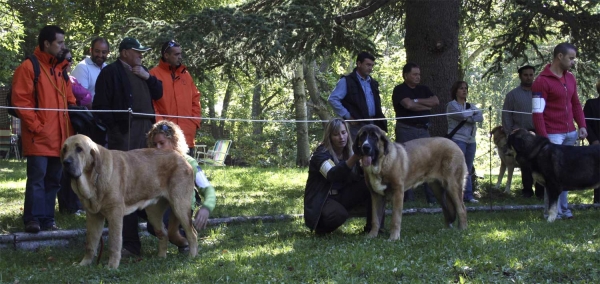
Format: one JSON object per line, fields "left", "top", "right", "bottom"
{"left": 490, "top": 126, "right": 517, "bottom": 193}
{"left": 354, "top": 125, "right": 468, "bottom": 240}
{"left": 60, "top": 134, "right": 198, "bottom": 269}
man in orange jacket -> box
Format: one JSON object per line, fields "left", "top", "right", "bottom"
{"left": 11, "top": 25, "right": 77, "bottom": 233}
{"left": 150, "top": 40, "right": 201, "bottom": 154}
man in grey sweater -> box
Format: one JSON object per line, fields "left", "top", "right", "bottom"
{"left": 502, "top": 65, "right": 543, "bottom": 198}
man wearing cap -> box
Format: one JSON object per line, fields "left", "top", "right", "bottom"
{"left": 150, "top": 40, "right": 201, "bottom": 154}
{"left": 93, "top": 37, "right": 162, "bottom": 257}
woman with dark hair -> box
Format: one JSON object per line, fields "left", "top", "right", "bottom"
{"left": 446, "top": 81, "right": 483, "bottom": 203}
{"left": 303, "top": 118, "right": 381, "bottom": 234}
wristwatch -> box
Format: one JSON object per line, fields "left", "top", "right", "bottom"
{"left": 413, "top": 99, "right": 419, "bottom": 103}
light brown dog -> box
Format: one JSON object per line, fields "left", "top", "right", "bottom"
{"left": 353, "top": 125, "right": 468, "bottom": 241}
{"left": 60, "top": 134, "right": 198, "bottom": 269}
{"left": 490, "top": 126, "right": 517, "bottom": 193}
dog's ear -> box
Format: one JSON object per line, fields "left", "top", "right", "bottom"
{"left": 381, "top": 132, "right": 390, "bottom": 155}
{"left": 90, "top": 145, "right": 102, "bottom": 175}
{"left": 353, "top": 131, "right": 361, "bottom": 155}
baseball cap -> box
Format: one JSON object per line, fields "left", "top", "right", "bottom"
{"left": 118, "top": 37, "right": 151, "bottom": 52}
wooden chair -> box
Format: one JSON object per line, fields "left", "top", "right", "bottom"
{"left": 198, "top": 140, "right": 232, "bottom": 166}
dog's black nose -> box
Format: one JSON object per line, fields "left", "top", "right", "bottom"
{"left": 62, "top": 158, "right": 72, "bottom": 167}
{"left": 361, "top": 143, "right": 372, "bottom": 154}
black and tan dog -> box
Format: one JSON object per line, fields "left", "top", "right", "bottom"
{"left": 507, "top": 129, "right": 600, "bottom": 221}
{"left": 61, "top": 134, "right": 198, "bottom": 269}
{"left": 353, "top": 125, "right": 468, "bottom": 240}
{"left": 490, "top": 126, "right": 517, "bottom": 193}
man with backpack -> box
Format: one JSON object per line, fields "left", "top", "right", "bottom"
{"left": 11, "top": 25, "right": 76, "bottom": 233}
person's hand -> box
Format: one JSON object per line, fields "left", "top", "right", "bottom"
{"left": 462, "top": 109, "right": 474, "bottom": 118}
{"left": 578, "top": 127, "right": 588, "bottom": 140}
{"left": 193, "top": 207, "right": 210, "bottom": 231}
{"left": 131, "top": 66, "right": 150, "bottom": 80}
{"left": 348, "top": 116, "right": 358, "bottom": 126}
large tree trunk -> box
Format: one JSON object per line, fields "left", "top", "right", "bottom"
{"left": 293, "top": 61, "right": 310, "bottom": 166}
{"left": 251, "top": 70, "right": 263, "bottom": 135}
{"left": 304, "top": 60, "right": 331, "bottom": 128}
{"left": 405, "top": 0, "right": 460, "bottom": 137}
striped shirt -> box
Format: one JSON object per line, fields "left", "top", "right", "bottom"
{"left": 502, "top": 86, "right": 535, "bottom": 136}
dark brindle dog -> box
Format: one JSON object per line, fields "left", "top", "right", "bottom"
{"left": 353, "top": 125, "right": 468, "bottom": 240}
{"left": 507, "top": 129, "right": 600, "bottom": 221}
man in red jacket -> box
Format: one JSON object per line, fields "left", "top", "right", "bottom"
{"left": 11, "top": 25, "right": 77, "bottom": 233}
{"left": 532, "top": 42, "right": 587, "bottom": 220}
{"left": 150, "top": 40, "right": 201, "bottom": 154}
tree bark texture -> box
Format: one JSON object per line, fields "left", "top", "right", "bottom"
{"left": 252, "top": 70, "right": 263, "bottom": 135}
{"left": 218, "top": 79, "right": 234, "bottom": 138}
{"left": 405, "top": 0, "right": 460, "bottom": 137}
{"left": 293, "top": 62, "right": 310, "bottom": 167}
{"left": 304, "top": 60, "right": 331, "bottom": 128}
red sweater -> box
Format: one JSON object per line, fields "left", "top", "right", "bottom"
{"left": 531, "top": 64, "right": 586, "bottom": 137}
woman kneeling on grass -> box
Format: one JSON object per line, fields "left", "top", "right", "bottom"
{"left": 122, "top": 120, "right": 216, "bottom": 256}
{"left": 304, "top": 118, "right": 382, "bottom": 235}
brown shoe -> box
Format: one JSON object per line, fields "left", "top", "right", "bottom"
{"left": 25, "top": 221, "right": 40, "bottom": 233}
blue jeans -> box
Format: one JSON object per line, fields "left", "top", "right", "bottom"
{"left": 23, "top": 156, "right": 63, "bottom": 228}
{"left": 545, "top": 131, "right": 578, "bottom": 218}
{"left": 452, "top": 140, "right": 477, "bottom": 201}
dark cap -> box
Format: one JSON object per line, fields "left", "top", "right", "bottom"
{"left": 118, "top": 37, "right": 151, "bottom": 52}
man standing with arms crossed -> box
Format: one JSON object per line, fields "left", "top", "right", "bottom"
{"left": 391, "top": 62, "right": 439, "bottom": 204}
{"left": 328, "top": 51, "right": 387, "bottom": 140}
{"left": 532, "top": 42, "right": 587, "bottom": 220}
{"left": 502, "top": 65, "right": 544, "bottom": 198}
{"left": 12, "top": 25, "right": 77, "bottom": 233}
{"left": 150, "top": 40, "right": 201, "bottom": 154}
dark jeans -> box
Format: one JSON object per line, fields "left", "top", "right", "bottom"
{"left": 23, "top": 156, "right": 62, "bottom": 228}
{"left": 315, "top": 180, "right": 379, "bottom": 234}
{"left": 395, "top": 122, "right": 436, "bottom": 203}
{"left": 58, "top": 172, "right": 82, "bottom": 213}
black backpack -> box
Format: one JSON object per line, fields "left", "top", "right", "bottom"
{"left": 7, "top": 55, "right": 68, "bottom": 118}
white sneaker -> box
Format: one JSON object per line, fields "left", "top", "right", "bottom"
{"left": 466, "top": 199, "right": 479, "bottom": 203}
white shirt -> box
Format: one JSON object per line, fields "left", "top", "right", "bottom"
{"left": 70, "top": 56, "right": 106, "bottom": 100}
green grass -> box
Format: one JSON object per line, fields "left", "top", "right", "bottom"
{"left": 1, "top": 160, "right": 599, "bottom": 283}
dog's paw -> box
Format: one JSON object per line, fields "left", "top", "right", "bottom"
{"left": 79, "top": 258, "right": 93, "bottom": 266}
{"left": 366, "top": 231, "right": 379, "bottom": 238}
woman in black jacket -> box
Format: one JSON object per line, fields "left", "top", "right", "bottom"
{"left": 304, "top": 118, "right": 379, "bottom": 234}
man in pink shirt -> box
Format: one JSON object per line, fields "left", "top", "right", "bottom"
{"left": 532, "top": 42, "right": 587, "bottom": 219}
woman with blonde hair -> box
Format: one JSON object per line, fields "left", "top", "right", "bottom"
{"left": 304, "top": 118, "right": 381, "bottom": 234}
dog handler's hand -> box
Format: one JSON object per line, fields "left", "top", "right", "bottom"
{"left": 578, "top": 127, "right": 588, "bottom": 140}
{"left": 193, "top": 207, "right": 210, "bottom": 231}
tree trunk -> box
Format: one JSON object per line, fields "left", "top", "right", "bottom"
{"left": 251, "top": 70, "right": 263, "bottom": 135}
{"left": 218, "top": 79, "right": 234, "bottom": 138}
{"left": 304, "top": 60, "right": 331, "bottom": 128}
{"left": 293, "top": 61, "right": 310, "bottom": 166}
{"left": 405, "top": 0, "right": 460, "bottom": 137}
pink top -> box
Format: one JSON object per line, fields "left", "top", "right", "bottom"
{"left": 70, "top": 76, "right": 92, "bottom": 107}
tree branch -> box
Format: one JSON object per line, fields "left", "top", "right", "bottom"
{"left": 334, "top": 0, "right": 401, "bottom": 24}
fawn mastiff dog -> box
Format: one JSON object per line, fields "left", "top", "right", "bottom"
{"left": 507, "top": 129, "right": 600, "bottom": 222}
{"left": 60, "top": 134, "right": 198, "bottom": 269}
{"left": 353, "top": 125, "right": 468, "bottom": 240}
{"left": 490, "top": 126, "right": 517, "bottom": 193}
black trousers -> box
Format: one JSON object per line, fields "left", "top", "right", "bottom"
{"left": 315, "top": 180, "right": 384, "bottom": 234}
{"left": 57, "top": 172, "right": 82, "bottom": 214}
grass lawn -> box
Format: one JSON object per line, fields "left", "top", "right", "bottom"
{"left": 1, "top": 159, "right": 599, "bottom": 283}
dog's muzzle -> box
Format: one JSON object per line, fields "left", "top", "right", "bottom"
{"left": 62, "top": 157, "right": 82, "bottom": 178}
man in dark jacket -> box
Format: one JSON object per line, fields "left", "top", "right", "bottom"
{"left": 327, "top": 51, "right": 387, "bottom": 139}
{"left": 92, "top": 37, "right": 163, "bottom": 257}
{"left": 583, "top": 79, "right": 600, "bottom": 203}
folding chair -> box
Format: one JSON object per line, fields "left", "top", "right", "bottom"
{"left": 198, "top": 140, "right": 232, "bottom": 166}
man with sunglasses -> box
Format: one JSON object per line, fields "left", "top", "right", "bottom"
{"left": 93, "top": 37, "right": 163, "bottom": 257}
{"left": 150, "top": 40, "right": 201, "bottom": 154}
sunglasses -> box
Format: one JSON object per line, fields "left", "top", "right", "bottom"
{"left": 161, "top": 40, "right": 178, "bottom": 55}
{"left": 66, "top": 57, "right": 72, "bottom": 63}
{"left": 160, "top": 124, "right": 170, "bottom": 132}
